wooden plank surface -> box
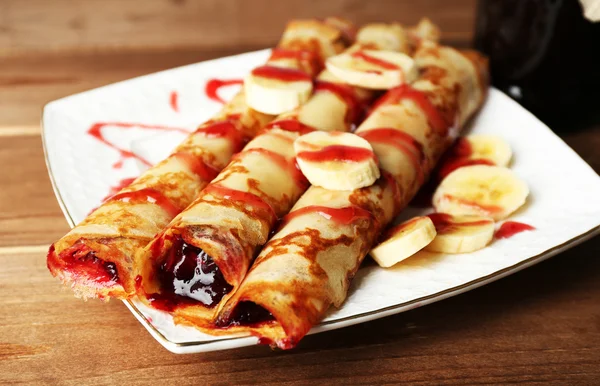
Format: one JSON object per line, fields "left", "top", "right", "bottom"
{"left": 0, "top": 48, "right": 252, "bottom": 128}
{"left": 0, "top": 0, "right": 476, "bottom": 55}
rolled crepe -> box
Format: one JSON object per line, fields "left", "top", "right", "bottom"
{"left": 47, "top": 18, "right": 351, "bottom": 300}
{"left": 216, "top": 41, "right": 489, "bottom": 349}
{"left": 135, "top": 23, "right": 414, "bottom": 326}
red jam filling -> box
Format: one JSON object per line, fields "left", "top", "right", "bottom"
{"left": 148, "top": 236, "right": 233, "bottom": 312}
{"left": 495, "top": 221, "right": 535, "bottom": 239}
{"left": 204, "top": 78, "right": 243, "bottom": 104}
{"left": 47, "top": 244, "right": 119, "bottom": 286}
{"left": 297, "top": 144, "right": 376, "bottom": 163}
{"left": 251, "top": 65, "right": 311, "bottom": 82}
{"left": 219, "top": 301, "right": 274, "bottom": 327}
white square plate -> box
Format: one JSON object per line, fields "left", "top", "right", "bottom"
{"left": 42, "top": 49, "right": 600, "bottom": 354}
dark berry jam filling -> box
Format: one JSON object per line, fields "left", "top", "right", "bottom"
{"left": 149, "top": 236, "right": 233, "bottom": 311}
{"left": 221, "top": 301, "right": 274, "bottom": 327}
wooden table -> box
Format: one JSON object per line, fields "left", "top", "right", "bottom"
{"left": 2, "top": 47, "right": 600, "bottom": 386}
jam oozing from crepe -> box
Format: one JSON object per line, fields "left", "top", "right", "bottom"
{"left": 251, "top": 65, "right": 312, "bottom": 82}
{"left": 219, "top": 301, "right": 274, "bottom": 327}
{"left": 150, "top": 237, "right": 233, "bottom": 311}
{"left": 297, "top": 145, "right": 376, "bottom": 163}
{"left": 47, "top": 244, "right": 119, "bottom": 286}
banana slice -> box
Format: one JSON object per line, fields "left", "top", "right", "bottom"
{"left": 437, "top": 135, "right": 513, "bottom": 180}
{"left": 294, "top": 131, "right": 380, "bottom": 190}
{"left": 433, "top": 165, "right": 529, "bottom": 220}
{"left": 326, "top": 50, "right": 417, "bottom": 89}
{"left": 425, "top": 213, "right": 494, "bottom": 254}
{"left": 370, "top": 216, "right": 436, "bottom": 267}
{"left": 244, "top": 65, "right": 313, "bottom": 115}
{"left": 464, "top": 135, "right": 512, "bottom": 167}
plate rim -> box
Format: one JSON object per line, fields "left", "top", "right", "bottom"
{"left": 41, "top": 56, "right": 600, "bottom": 353}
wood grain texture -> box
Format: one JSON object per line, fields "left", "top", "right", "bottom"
{"left": 0, "top": 0, "right": 476, "bottom": 56}
{"left": 0, "top": 48, "right": 256, "bottom": 128}
{"left": 0, "top": 237, "right": 598, "bottom": 384}
{"left": 0, "top": 136, "right": 70, "bottom": 247}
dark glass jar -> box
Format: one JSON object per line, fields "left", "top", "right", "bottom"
{"left": 475, "top": 0, "right": 600, "bottom": 131}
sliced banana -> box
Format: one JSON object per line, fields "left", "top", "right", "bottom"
{"left": 464, "top": 135, "right": 512, "bottom": 167}
{"left": 433, "top": 165, "right": 529, "bottom": 221}
{"left": 244, "top": 66, "right": 313, "bottom": 115}
{"left": 294, "top": 131, "right": 380, "bottom": 190}
{"left": 437, "top": 135, "right": 512, "bottom": 180}
{"left": 326, "top": 50, "right": 417, "bottom": 89}
{"left": 425, "top": 213, "right": 494, "bottom": 254}
{"left": 371, "top": 216, "right": 436, "bottom": 267}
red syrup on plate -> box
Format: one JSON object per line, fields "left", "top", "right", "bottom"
{"left": 169, "top": 91, "right": 179, "bottom": 112}
{"left": 495, "top": 221, "right": 535, "bottom": 239}
{"left": 204, "top": 78, "right": 243, "bottom": 104}
{"left": 87, "top": 122, "right": 190, "bottom": 168}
